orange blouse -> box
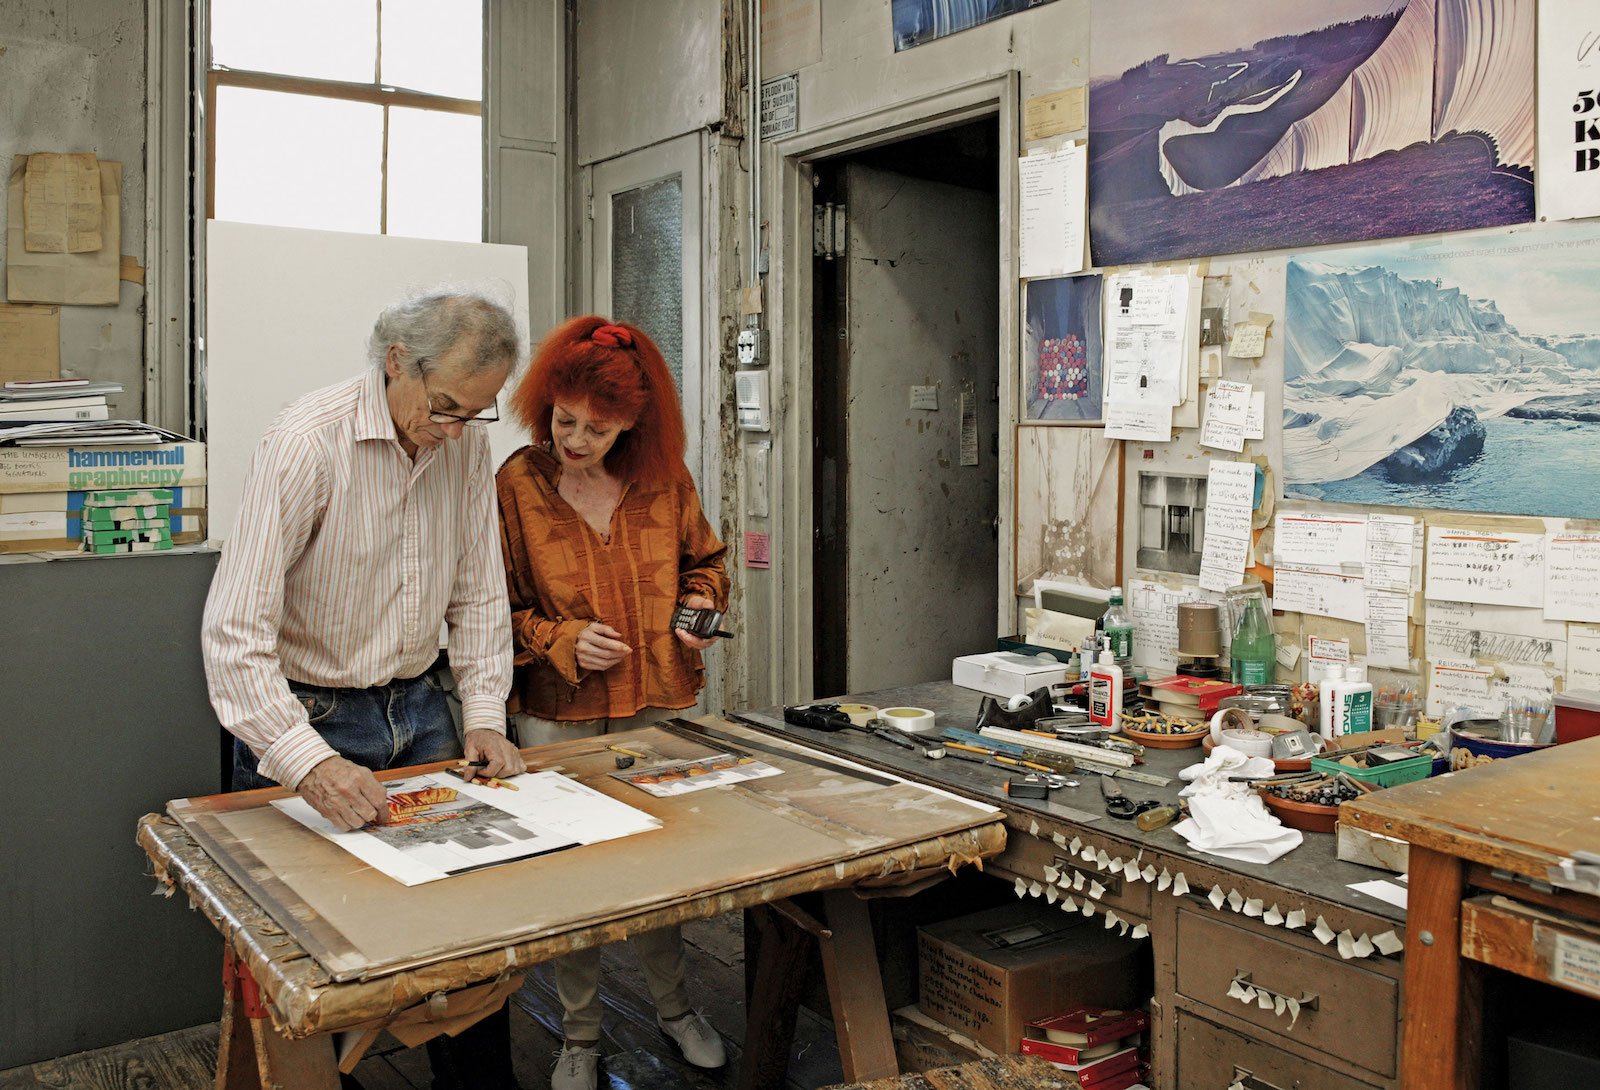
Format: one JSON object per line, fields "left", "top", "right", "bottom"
{"left": 496, "top": 444, "right": 730, "bottom": 721}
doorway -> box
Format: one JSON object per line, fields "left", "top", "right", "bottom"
{"left": 811, "top": 119, "right": 1001, "bottom": 696}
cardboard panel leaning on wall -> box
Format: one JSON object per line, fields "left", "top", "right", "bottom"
{"left": 0, "top": 0, "right": 149, "bottom": 418}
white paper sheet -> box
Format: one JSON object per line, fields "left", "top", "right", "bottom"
{"left": 1364, "top": 514, "right": 1416, "bottom": 593}
{"left": 1103, "top": 399, "right": 1173, "bottom": 441}
{"left": 1365, "top": 589, "right": 1412, "bottom": 668}
{"left": 1427, "top": 661, "right": 1495, "bottom": 717}
{"left": 1425, "top": 600, "right": 1567, "bottom": 671}
{"left": 1544, "top": 532, "right": 1600, "bottom": 623}
{"left": 1018, "top": 143, "right": 1087, "bottom": 278}
{"left": 1227, "top": 322, "right": 1266, "bottom": 358}
{"left": 1537, "top": 0, "right": 1600, "bottom": 222}
{"left": 1198, "top": 460, "right": 1255, "bottom": 592}
{"left": 1274, "top": 567, "right": 1366, "bottom": 623}
{"left": 1200, "top": 379, "right": 1251, "bottom": 452}
{"left": 1243, "top": 391, "right": 1265, "bottom": 439}
{"left": 1569, "top": 625, "right": 1600, "bottom": 691}
{"left": 1306, "top": 636, "right": 1351, "bottom": 683}
{"left": 1426, "top": 527, "right": 1547, "bottom": 607}
{"left": 1275, "top": 512, "right": 1367, "bottom": 570}
{"left": 1349, "top": 878, "right": 1410, "bottom": 910}
{"left": 1103, "top": 271, "right": 1190, "bottom": 407}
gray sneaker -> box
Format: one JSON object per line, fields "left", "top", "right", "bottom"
{"left": 550, "top": 1043, "right": 601, "bottom": 1090}
{"left": 656, "top": 1011, "right": 726, "bottom": 1068}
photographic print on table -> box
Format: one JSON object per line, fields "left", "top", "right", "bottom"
{"left": 1087, "top": 0, "right": 1535, "bottom": 267}
{"left": 1283, "top": 221, "right": 1600, "bottom": 520}
{"left": 891, "top": 0, "right": 1059, "bottom": 52}
{"left": 1024, "top": 273, "right": 1103, "bottom": 424}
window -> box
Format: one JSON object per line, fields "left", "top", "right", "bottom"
{"left": 206, "top": 0, "right": 483, "bottom": 242}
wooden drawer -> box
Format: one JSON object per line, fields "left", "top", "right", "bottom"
{"left": 1176, "top": 1009, "right": 1380, "bottom": 1090}
{"left": 992, "top": 826, "right": 1153, "bottom": 921}
{"left": 1175, "top": 906, "right": 1398, "bottom": 1078}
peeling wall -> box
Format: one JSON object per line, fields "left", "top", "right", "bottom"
{"left": 0, "top": 0, "right": 147, "bottom": 419}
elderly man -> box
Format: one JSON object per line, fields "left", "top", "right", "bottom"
{"left": 202, "top": 289, "right": 525, "bottom": 1090}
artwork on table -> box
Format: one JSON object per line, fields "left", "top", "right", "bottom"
{"left": 1023, "top": 273, "right": 1103, "bottom": 424}
{"left": 891, "top": 0, "right": 1059, "bottom": 52}
{"left": 1087, "top": 0, "right": 1535, "bottom": 267}
{"left": 1283, "top": 221, "right": 1600, "bottom": 520}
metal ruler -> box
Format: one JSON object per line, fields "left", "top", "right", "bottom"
{"left": 661, "top": 718, "right": 898, "bottom": 786}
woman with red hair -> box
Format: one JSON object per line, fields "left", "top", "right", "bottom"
{"left": 496, "top": 315, "right": 729, "bottom": 1090}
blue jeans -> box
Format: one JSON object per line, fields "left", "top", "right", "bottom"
{"left": 230, "top": 673, "right": 514, "bottom": 1090}
{"left": 231, "top": 673, "right": 463, "bottom": 791}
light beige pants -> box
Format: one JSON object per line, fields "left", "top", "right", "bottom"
{"left": 515, "top": 707, "right": 692, "bottom": 1041}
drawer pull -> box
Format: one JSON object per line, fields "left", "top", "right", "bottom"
{"left": 1228, "top": 1067, "right": 1288, "bottom": 1090}
{"left": 1225, "top": 971, "right": 1317, "bottom": 1030}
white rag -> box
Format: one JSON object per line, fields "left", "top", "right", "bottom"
{"left": 1171, "top": 744, "right": 1302, "bottom": 864}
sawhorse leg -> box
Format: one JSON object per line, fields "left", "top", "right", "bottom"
{"left": 217, "top": 945, "right": 340, "bottom": 1090}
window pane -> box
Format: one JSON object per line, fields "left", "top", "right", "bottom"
{"left": 611, "top": 177, "right": 684, "bottom": 393}
{"left": 382, "top": 0, "right": 483, "bottom": 100}
{"left": 211, "top": 0, "right": 376, "bottom": 83}
{"left": 214, "top": 87, "right": 382, "bottom": 234}
{"left": 385, "top": 108, "right": 483, "bottom": 242}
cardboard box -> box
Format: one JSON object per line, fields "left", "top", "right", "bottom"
{"left": 917, "top": 902, "right": 1143, "bottom": 1055}
{"left": 0, "top": 440, "right": 206, "bottom": 495}
{"left": 953, "top": 651, "right": 1070, "bottom": 698}
{"left": 0, "top": 485, "right": 205, "bottom": 553}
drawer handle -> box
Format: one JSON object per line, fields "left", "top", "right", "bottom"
{"left": 1226, "top": 971, "right": 1317, "bottom": 1030}
{"left": 1228, "top": 1067, "right": 1288, "bottom": 1090}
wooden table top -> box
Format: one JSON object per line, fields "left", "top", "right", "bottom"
{"left": 1342, "top": 735, "right": 1600, "bottom": 879}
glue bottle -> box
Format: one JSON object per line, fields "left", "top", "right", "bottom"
{"left": 1088, "top": 647, "right": 1124, "bottom": 730}
{"left": 1329, "top": 665, "right": 1374, "bottom": 738}
{"left": 1318, "top": 666, "right": 1345, "bottom": 740}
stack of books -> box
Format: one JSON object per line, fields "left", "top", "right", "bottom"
{"left": 1020, "top": 1007, "right": 1151, "bottom": 1089}
{"left": 80, "top": 488, "right": 173, "bottom": 554}
{"left": 0, "top": 378, "right": 123, "bottom": 422}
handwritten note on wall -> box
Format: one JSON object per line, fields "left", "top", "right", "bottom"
{"left": 1544, "top": 533, "right": 1600, "bottom": 623}
{"left": 1274, "top": 567, "right": 1367, "bottom": 623}
{"left": 1364, "top": 514, "right": 1415, "bottom": 593}
{"left": 1275, "top": 512, "right": 1367, "bottom": 570}
{"left": 1200, "top": 380, "right": 1251, "bottom": 452}
{"left": 1199, "top": 460, "right": 1255, "bottom": 593}
{"left": 1425, "top": 527, "right": 1547, "bottom": 607}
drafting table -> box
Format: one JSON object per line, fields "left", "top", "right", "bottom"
{"left": 1342, "top": 737, "right": 1600, "bottom": 1089}
{"left": 136, "top": 718, "right": 1006, "bottom": 1090}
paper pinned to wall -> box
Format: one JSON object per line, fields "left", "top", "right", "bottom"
{"left": 22, "top": 152, "right": 102, "bottom": 253}
{"left": 1018, "top": 143, "right": 1086, "bottom": 279}
{"left": 6, "top": 157, "right": 122, "bottom": 306}
{"left": 1568, "top": 625, "right": 1600, "bottom": 691}
{"left": 1198, "top": 459, "right": 1255, "bottom": 592}
{"left": 1023, "top": 86, "right": 1087, "bottom": 140}
{"left": 1427, "top": 661, "right": 1495, "bottom": 717}
{"left": 0, "top": 304, "right": 61, "bottom": 383}
{"left": 1543, "top": 532, "right": 1600, "bottom": 623}
{"left": 1274, "top": 567, "right": 1366, "bottom": 623}
{"left": 1103, "top": 270, "right": 1190, "bottom": 407}
{"left": 1227, "top": 322, "right": 1266, "bottom": 358}
{"left": 1243, "top": 390, "right": 1265, "bottom": 439}
{"left": 1129, "top": 578, "right": 1207, "bottom": 676}
{"left": 1425, "top": 600, "right": 1567, "bottom": 672}
{"left": 1200, "top": 379, "right": 1251, "bottom": 452}
{"left": 1365, "top": 590, "right": 1412, "bottom": 668}
{"left": 1103, "top": 399, "right": 1172, "bottom": 441}
{"left": 1425, "top": 527, "right": 1547, "bottom": 607}
{"left": 1536, "top": 0, "right": 1600, "bottom": 223}
{"left": 1364, "top": 514, "right": 1416, "bottom": 593}
{"left": 1275, "top": 512, "right": 1367, "bottom": 571}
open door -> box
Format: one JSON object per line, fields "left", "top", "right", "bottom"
{"left": 815, "top": 144, "right": 1000, "bottom": 695}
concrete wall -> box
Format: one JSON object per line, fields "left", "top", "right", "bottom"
{"left": 0, "top": 0, "right": 148, "bottom": 420}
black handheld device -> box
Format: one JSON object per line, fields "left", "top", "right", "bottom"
{"left": 783, "top": 703, "right": 852, "bottom": 732}
{"left": 672, "top": 604, "right": 735, "bottom": 639}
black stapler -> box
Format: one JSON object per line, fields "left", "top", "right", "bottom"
{"left": 975, "top": 687, "right": 1053, "bottom": 732}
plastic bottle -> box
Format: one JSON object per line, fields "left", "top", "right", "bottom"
{"left": 1088, "top": 648, "right": 1124, "bottom": 729}
{"left": 1228, "top": 593, "right": 1275, "bottom": 686}
{"left": 1101, "top": 588, "right": 1134, "bottom": 668}
{"left": 1330, "top": 666, "right": 1374, "bottom": 738}
{"left": 1318, "top": 666, "right": 1345, "bottom": 740}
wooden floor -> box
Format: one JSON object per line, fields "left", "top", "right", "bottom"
{"left": 0, "top": 913, "right": 846, "bottom": 1090}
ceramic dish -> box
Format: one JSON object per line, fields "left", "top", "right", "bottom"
{"left": 1258, "top": 789, "right": 1338, "bottom": 834}
{"left": 1119, "top": 722, "right": 1208, "bottom": 749}
{"left": 1202, "top": 733, "right": 1312, "bottom": 772}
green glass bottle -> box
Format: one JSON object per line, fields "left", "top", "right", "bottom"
{"left": 1230, "top": 594, "right": 1275, "bottom": 686}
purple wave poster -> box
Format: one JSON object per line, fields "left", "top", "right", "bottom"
{"left": 1087, "top": 0, "right": 1535, "bottom": 266}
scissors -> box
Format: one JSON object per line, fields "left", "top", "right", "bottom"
{"left": 1101, "top": 774, "right": 1161, "bottom": 820}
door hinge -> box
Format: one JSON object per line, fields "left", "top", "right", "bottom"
{"left": 813, "top": 202, "right": 846, "bottom": 259}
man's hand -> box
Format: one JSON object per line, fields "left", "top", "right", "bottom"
{"left": 673, "top": 594, "right": 719, "bottom": 651}
{"left": 299, "top": 756, "right": 388, "bottom": 831}
{"left": 576, "top": 621, "right": 632, "bottom": 671}
{"left": 464, "top": 728, "right": 527, "bottom": 781}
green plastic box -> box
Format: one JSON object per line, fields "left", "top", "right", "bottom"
{"left": 1311, "top": 746, "right": 1432, "bottom": 787}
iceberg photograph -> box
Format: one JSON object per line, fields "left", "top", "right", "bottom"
{"left": 1283, "top": 223, "right": 1600, "bottom": 520}
{"left": 1087, "top": 0, "right": 1534, "bottom": 267}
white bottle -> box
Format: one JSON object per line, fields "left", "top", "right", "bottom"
{"left": 1089, "top": 648, "right": 1124, "bottom": 730}
{"left": 1318, "top": 666, "right": 1346, "bottom": 740}
{"left": 1330, "top": 667, "right": 1374, "bottom": 738}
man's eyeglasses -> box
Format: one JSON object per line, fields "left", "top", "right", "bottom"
{"left": 420, "top": 368, "right": 499, "bottom": 427}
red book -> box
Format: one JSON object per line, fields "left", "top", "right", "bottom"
{"left": 1027, "top": 1045, "right": 1141, "bottom": 1084}
{"left": 1027, "top": 1007, "right": 1151, "bottom": 1049}
{"left": 1139, "top": 676, "right": 1242, "bottom": 716}
{"left": 1021, "top": 1035, "right": 1130, "bottom": 1065}
{"left": 1081, "top": 1063, "right": 1149, "bottom": 1090}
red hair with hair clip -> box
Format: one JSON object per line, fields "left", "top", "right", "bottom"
{"left": 510, "top": 315, "right": 687, "bottom": 485}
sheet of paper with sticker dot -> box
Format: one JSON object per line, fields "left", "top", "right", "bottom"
{"left": 1240, "top": 985, "right": 1257, "bottom": 1004}
{"left": 1029, "top": 820, "right": 1040, "bottom": 837}
{"left": 1104, "top": 911, "right": 1120, "bottom": 930}
{"left": 1227, "top": 979, "right": 1250, "bottom": 1002}
{"left": 1243, "top": 898, "right": 1264, "bottom": 917}
{"left": 1373, "top": 930, "right": 1403, "bottom": 956}
{"left": 1046, "top": 886, "right": 1059, "bottom": 905}
{"left": 1273, "top": 995, "right": 1286, "bottom": 1017}
{"left": 1173, "top": 873, "right": 1189, "bottom": 896}
{"left": 1118, "top": 919, "right": 1130, "bottom": 936}
{"left": 1097, "top": 849, "right": 1112, "bottom": 869}
{"left": 1014, "top": 877, "right": 1028, "bottom": 898}
{"left": 1353, "top": 933, "right": 1374, "bottom": 958}
{"left": 1257, "top": 990, "right": 1274, "bottom": 1011}
{"left": 1313, "top": 916, "right": 1336, "bottom": 944}
{"left": 1029, "top": 880, "right": 1044, "bottom": 898}
{"left": 1073, "top": 871, "right": 1086, "bottom": 891}
{"left": 1109, "top": 856, "right": 1123, "bottom": 873}
{"left": 1286, "top": 998, "right": 1301, "bottom": 1029}
{"left": 1062, "top": 895, "right": 1077, "bottom": 911}
{"left": 1069, "top": 836, "right": 1082, "bottom": 854}
{"left": 1209, "top": 885, "right": 1226, "bottom": 909}
{"left": 1157, "top": 868, "right": 1172, "bottom": 891}
{"left": 1142, "top": 864, "right": 1157, "bottom": 882}
{"left": 1336, "top": 930, "right": 1356, "bottom": 959}
{"left": 1081, "top": 845, "right": 1097, "bottom": 863}
{"left": 1082, "top": 899, "right": 1096, "bottom": 917}
{"left": 1263, "top": 904, "right": 1283, "bottom": 926}
{"left": 1124, "top": 859, "right": 1141, "bottom": 881}
{"left": 1131, "top": 923, "right": 1149, "bottom": 939}
{"left": 1089, "top": 880, "right": 1107, "bottom": 899}
{"left": 1043, "top": 865, "right": 1060, "bottom": 884}
{"left": 1227, "top": 889, "right": 1244, "bottom": 912}
{"left": 1053, "top": 832, "right": 1069, "bottom": 848}
{"left": 1286, "top": 908, "right": 1307, "bottom": 929}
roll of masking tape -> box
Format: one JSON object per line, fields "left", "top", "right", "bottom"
{"left": 1219, "top": 728, "right": 1273, "bottom": 758}
{"left": 836, "top": 703, "right": 880, "bottom": 728}
{"left": 879, "top": 706, "right": 936, "bottom": 733}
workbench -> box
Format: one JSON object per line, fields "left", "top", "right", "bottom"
{"left": 738, "top": 681, "right": 1410, "bottom": 1090}
{"left": 136, "top": 718, "right": 1006, "bottom": 1089}
{"left": 1343, "top": 737, "right": 1600, "bottom": 1089}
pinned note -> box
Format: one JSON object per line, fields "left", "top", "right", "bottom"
{"left": 1543, "top": 533, "right": 1600, "bottom": 623}
{"left": 1426, "top": 527, "right": 1547, "bottom": 607}
{"left": 1103, "top": 399, "right": 1173, "bottom": 442}
{"left": 1227, "top": 321, "right": 1267, "bottom": 359}
{"left": 1200, "top": 379, "right": 1252, "bottom": 452}
{"left": 1199, "top": 460, "right": 1256, "bottom": 592}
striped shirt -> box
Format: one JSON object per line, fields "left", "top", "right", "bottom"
{"left": 202, "top": 366, "right": 512, "bottom": 789}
